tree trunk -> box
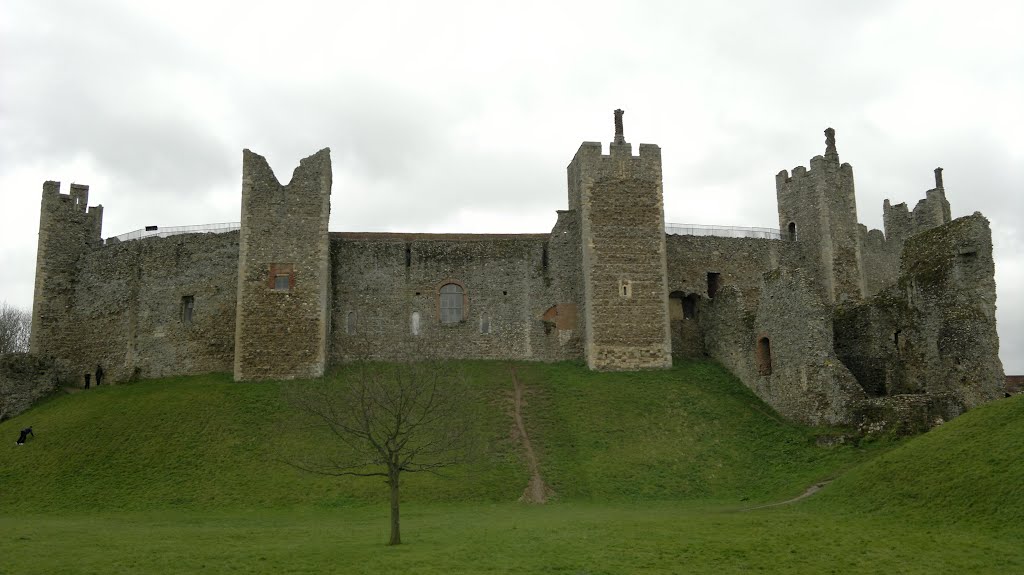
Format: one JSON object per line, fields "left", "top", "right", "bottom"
{"left": 388, "top": 470, "right": 401, "bottom": 545}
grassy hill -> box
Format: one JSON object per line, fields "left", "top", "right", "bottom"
{"left": 2, "top": 359, "right": 1023, "bottom": 573}
{"left": 813, "top": 391, "right": 1024, "bottom": 528}
{"left": 1, "top": 360, "right": 878, "bottom": 512}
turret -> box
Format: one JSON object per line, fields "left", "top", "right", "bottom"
{"left": 30, "top": 181, "right": 103, "bottom": 355}
{"left": 776, "top": 128, "right": 865, "bottom": 303}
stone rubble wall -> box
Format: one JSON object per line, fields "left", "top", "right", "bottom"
{"left": 42, "top": 231, "right": 239, "bottom": 385}
{"left": 234, "top": 149, "right": 332, "bottom": 381}
{"left": 0, "top": 353, "right": 60, "bottom": 421}
{"left": 329, "top": 232, "right": 579, "bottom": 362}
{"left": 834, "top": 213, "right": 1004, "bottom": 411}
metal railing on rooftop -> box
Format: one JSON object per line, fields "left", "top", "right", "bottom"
{"left": 108, "top": 222, "right": 240, "bottom": 245}
{"left": 665, "top": 223, "right": 783, "bottom": 240}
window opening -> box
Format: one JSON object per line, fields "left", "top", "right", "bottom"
{"left": 787, "top": 222, "right": 797, "bottom": 241}
{"left": 181, "top": 295, "right": 194, "bottom": 325}
{"left": 542, "top": 246, "right": 549, "bottom": 269}
{"left": 440, "top": 283, "right": 464, "bottom": 324}
{"left": 274, "top": 274, "right": 290, "bottom": 291}
{"left": 683, "top": 294, "right": 698, "bottom": 320}
{"left": 480, "top": 314, "right": 490, "bottom": 334}
{"left": 411, "top": 312, "right": 421, "bottom": 335}
{"left": 620, "top": 279, "right": 632, "bottom": 298}
{"left": 346, "top": 311, "right": 356, "bottom": 335}
{"left": 707, "top": 273, "right": 721, "bottom": 299}
{"left": 269, "top": 263, "right": 294, "bottom": 292}
{"left": 756, "top": 337, "right": 772, "bottom": 376}
{"left": 405, "top": 244, "right": 412, "bottom": 267}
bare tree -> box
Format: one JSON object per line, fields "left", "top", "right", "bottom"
{"left": 284, "top": 360, "right": 471, "bottom": 545}
{"left": 0, "top": 301, "right": 31, "bottom": 354}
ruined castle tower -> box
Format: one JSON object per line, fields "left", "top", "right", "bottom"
{"left": 30, "top": 182, "right": 103, "bottom": 359}
{"left": 776, "top": 128, "right": 865, "bottom": 303}
{"left": 233, "top": 149, "right": 333, "bottom": 380}
{"left": 568, "top": 110, "right": 672, "bottom": 370}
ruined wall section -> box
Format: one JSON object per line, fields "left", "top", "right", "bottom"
{"left": 835, "top": 213, "right": 1003, "bottom": 410}
{"left": 572, "top": 141, "right": 671, "bottom": 370}
{"left": 329, "top": 233, "right": 575, "bottom": 362}
{"left": 30, "top": 182, "right": 103, "bottom": 365}
{"left": 234, "top": 149, "right": 332, "bottom": 381}
{"left": 664, "top": 235, "right": 801, "bottom": 357}
{"left": 860, "top": 174, "right": 953, "bottom": 297}
{"left": 776, "top": 130, "right": 864, "bottom": 303}
{"left": 753, "top": 269, "right": 866, "bottom": 426}
{"left": 543, "top": 209, "right": 585, "bottom": 359}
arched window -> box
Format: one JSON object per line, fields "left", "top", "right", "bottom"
{"left": 411, "top": 312, "right": 421, "bottom": 336}
{"left": 440, "top": 283, "right": 464, "bottom": 324}
{"left": 756, "top": 337, "right": 772, "bottom": 376}
{"left": 787, "top": 222, "right": 797, "bottom": 241}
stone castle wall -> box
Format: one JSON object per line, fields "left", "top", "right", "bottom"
{"left": 25, "top": 122, "right": 1004, "bottom": 433}
{"left": 41, "top": 231, "right": 238, "bottom": 385}
{"left": 835, "top": 213, "right": 1004, "bottom": 409}
{"left": 328, "top": 232, "right": 578, "bottom": 363}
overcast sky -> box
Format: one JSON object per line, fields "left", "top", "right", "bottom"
{"left": 1, "top": 0, "right": 1020, "bottom": 371}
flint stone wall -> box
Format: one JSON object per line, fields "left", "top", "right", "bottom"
{"left": 834, "top": 213, "right": 1004, "bottom": 410}
{"left": 0, "top": 353, "right": 60, "bottom": 421}
{"left": 329, "top": 232, "right": 579, "bottom": 362}
{"left": 46, "top": 231, "right": 239, "bottom": 385}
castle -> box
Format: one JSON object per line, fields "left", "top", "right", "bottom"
{"left": 30, "top": 112, "right": 1005, "bottom": 431}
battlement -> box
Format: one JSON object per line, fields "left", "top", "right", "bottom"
{"left": 882, "top": 168, "right": 952, "bottom": 243}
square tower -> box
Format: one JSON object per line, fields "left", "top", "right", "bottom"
{"left": 568, "top": 111, "right": 671, "bottom": 370}
{"left": 234, "top": 148, "right": 332, "bottom": 380}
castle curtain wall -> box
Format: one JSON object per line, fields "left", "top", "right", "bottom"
{"left": 328, "top": 233, "right": 581, "bottom": 363}
{"left": 47, "top": 232, "right": 239, "bottom": 383}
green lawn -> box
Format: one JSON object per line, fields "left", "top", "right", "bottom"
{"left": 2, "top": 503, "right": 1020, "bottom": 574}
{"left": 1, "top": 360, "right": 1021, "bottom": 573}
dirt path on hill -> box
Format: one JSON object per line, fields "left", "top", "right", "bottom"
{"left": 508, "top": 364, "right": 554, "bottom": 503}
{"left": 742, "top": 480, "right": 832, "bottom": 511}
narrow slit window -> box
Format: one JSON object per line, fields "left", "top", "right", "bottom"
{"left": 756, "top": 337, "right": 772, "bottom": 376}
{"left": 346, "top": 311, "right": 356, "bottom": 335}
{"left": 620, "top": 279, "right": 632, "bottom": 298}
{"left": 480, "top": 313, "right": 490, "bottom": 334}
{"left": 405, "top": 244, "right": 412, "bottom": 267}
{"left": 181, "top": 295, "right": 194, "bottom": 325}
{"left": 411, "top": 311, "right": 421, "bottom": 335}
{"left": 787, "top": 222, "right": 797, "bottom": 241}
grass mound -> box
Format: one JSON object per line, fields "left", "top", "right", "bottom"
{"left": 812, "top": 393, "right": 1024, "bottom": 528}
{"left": 1, "top": 360, "right": 880, "bottom": 513}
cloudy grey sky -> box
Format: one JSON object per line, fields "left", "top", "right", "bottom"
{"left": 2, "top": 0, "right": 1021, "bottom": 371}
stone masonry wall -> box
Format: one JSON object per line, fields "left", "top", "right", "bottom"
{"left": 835, "top": 213, "right": 1004, "bottom": 409}
{"left": 665, "top": 235, "right": 801, "bottom": 357}
{"left": 572, "top": 141, "right": 671, "bottom": 370}
{"left": 753, "top": 268, "right": 866, "bottom": 425}
{"left": 329, "top": 232, "right": 576, "bottom": 362}
{"left": 30, "top": 182, "right": 103, "bottom": 357}
{"left": 0, "top": 353, "right": 59, "bottom": 421}
{"left": 43, "top": 232, "right": 238, "bottom": 385}
{"left": 776, "top": 132, "right": 865, "bottom": 304}
{"left": 234, "top": 149, "right": 332, "bottom": 381}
